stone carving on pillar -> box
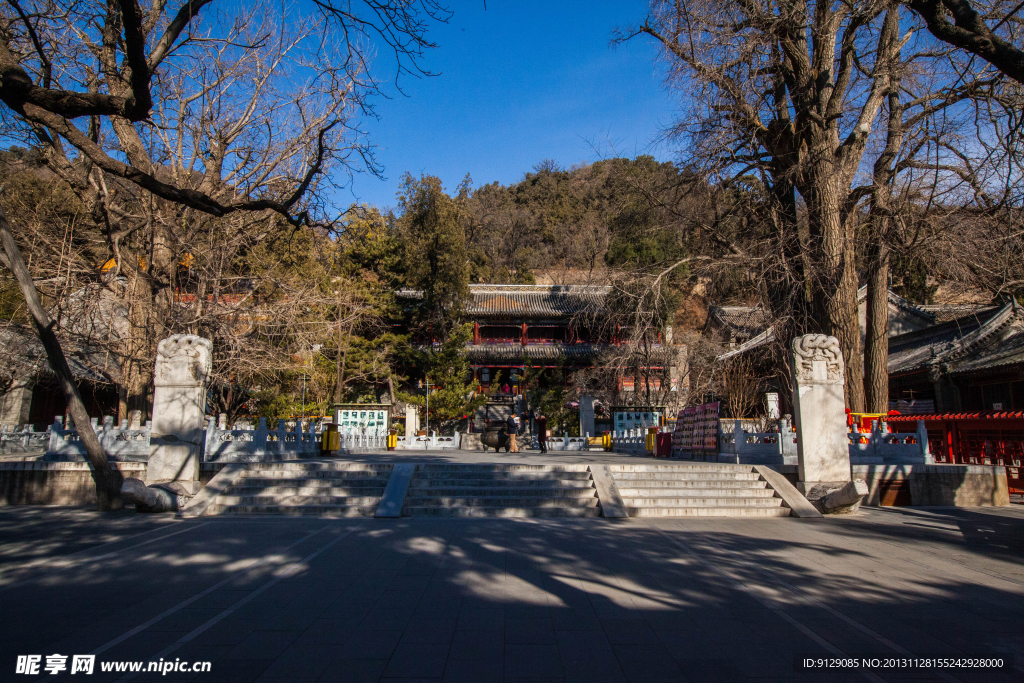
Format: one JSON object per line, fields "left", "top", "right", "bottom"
{"left": 790, "top": 334, "right": 863, "bottom": 508}
{"left": 146, "top": 335, "right": 212, "bottom": 494}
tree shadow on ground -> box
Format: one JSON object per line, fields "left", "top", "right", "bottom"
{"left": 1, "top": 506, "right": 1023, "bottom": 683}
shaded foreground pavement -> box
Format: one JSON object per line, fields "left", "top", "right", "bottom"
{"left": 2, "top": 506, "right": 1024, "bottom": 682}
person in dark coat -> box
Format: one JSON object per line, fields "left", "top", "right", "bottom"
{"left": 506, "top": 413, "right": 519, "bottom": 452}
{"left": 535, "top": 411, "right": 548, "bottom": 453}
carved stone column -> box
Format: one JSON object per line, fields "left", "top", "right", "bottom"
{"left": 147, "top": 335, "right": 212, "bottom": 494}
{"left": 791, "top": 334, "right": 852, "bottom": 500}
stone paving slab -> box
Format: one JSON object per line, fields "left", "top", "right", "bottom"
{"left": 1, "top": 505, "right": 1024, "bottom": 682}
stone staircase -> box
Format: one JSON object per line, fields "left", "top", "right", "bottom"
{"left": 402, "top": 464, "right": 602, "bottom": 517}
{"left": 608, "top": 464, "right": 791, "bottom": 517}
{"left": 205, "top": 462, "right": 393, "bottom": 517}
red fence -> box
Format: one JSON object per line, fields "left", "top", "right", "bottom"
{"left": 888, "top": 412, "right": 1024, "bottom": 493}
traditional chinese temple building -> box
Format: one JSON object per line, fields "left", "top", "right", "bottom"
{"left": 462, "top": 284, "right": 609, "bottom": 392}
{"left": 888, "top": 298, "right": 1024, "bottom": 413}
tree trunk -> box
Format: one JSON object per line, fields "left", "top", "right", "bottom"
{"left": 0, "top": 205, "right": 123, "bottom": 510}
{"left": 864, "top": 244, "right": 890, "bottom": 412}
{"left": 865, "top": 44, "right": 904, "bottom": 414}
{"left": 805, "top": 173, "right": 865, "bottom": 411}
{"left": 335, "top": 317, "right": 355, "bottom": 404}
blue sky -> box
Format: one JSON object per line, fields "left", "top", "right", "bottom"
{"left": 342, "top": 1, "right": 679, "bottom": 211}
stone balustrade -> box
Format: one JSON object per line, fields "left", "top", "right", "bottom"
{"left": 848, "top": 420, "right": 932, "bottom": 465}
{"left": 611, "top": 429, "right": 648, "bottom": 455}
{"left": 396, "top": 434, "right": 458, "bottom": 450}
{"left": 718, "top": 419, "right": 799, "bottom": 465}
{"left": 44, "top": 416, "right": 151, "bottom": 461}
{"left": 0, "top": 424, "right": 50, "bottom": 454}
{"left": 203, "top": 418, "right": 320, "bottom": 462}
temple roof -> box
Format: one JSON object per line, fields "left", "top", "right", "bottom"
{"left": 887, "top": 300, "right": 1022, "bottom": 376}
{"left": 856, "top": 286, "right": 935, "bottom": 327}
{"left": 466, "top": 285, "right": 609, "bottom": 319}
{"left": 705, "top": 306, "right": 771, "bottom": 339}
{"left": 0, "top": 325, "right": 120, "bottom": 384}
{"left": 916, "top": 303, "right": 999, "bottom": 324}
{"left": 398, "top": 284, "right": 610, "bottom": 319}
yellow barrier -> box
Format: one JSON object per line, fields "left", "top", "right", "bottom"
{"left": 645, "top": 427, "right": 658, "bottom": 453}
{"left": 321, "top": 428, "right": 339, "bottom": 452}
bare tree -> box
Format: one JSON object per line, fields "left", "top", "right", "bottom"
{"left": 906, "top": 0, "right": 1024, "bottom": 83}
{"left": 0, "top": 0, "right": 448, "bottom": 508}
{"left": 623, "top": 1, "right": 1016, "bottom": 411}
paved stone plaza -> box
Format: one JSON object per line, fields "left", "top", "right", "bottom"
{"left": 2, "top": 503, "right": 1024, "bottom": 683}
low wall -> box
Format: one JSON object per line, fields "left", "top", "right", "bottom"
{"left": 762, "top": 464, "right": 1008, "bottom": 507}
{"left": 0, "top": 462, "right": 148, "bottom": 506}
{"left": 907, "top": 465, "right": 1009, "bottom": 506}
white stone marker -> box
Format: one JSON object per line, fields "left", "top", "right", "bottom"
{"left": 147, "top": 334, "right": 212, "bottom": 494}
{"left": 790, "top": 334, "right": 852, "bottom": 500}
{"left": 405, "top": 404, "right": 419, "bottom": 437}
{"left": 579, "top": 396, "right": 595, "bottom": 440}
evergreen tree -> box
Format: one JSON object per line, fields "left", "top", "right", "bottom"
{"left": 396, "top": 174, "right": 469, "bottom": 332}
{"left": 397, "top": 323, "right": 488, "bottom": 432}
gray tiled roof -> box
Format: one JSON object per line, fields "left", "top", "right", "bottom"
{"left": 947, "top": 306, "right": 1024, "bottom": 375}
{"left": 706, "top": 306, "right": 771, "bottom": 338}
{"left": 0, "top": 326, "right": 120, "bottom": 384}
{"left": 398, "top": 285, "right": 610, "bottom": 319}
{"left": 887, "top": 301, "right": 1019, "bottom": 375}
{"left": 466, "top": 285, "right": 609, "bottom": 318}
{"left": 856, "top": 285, "right": 935, "bottom": 325}
{"left": 916, "top": 303, "right": 999, "bottom": 324}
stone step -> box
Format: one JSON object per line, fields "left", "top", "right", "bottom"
{"left": 607, "top": 464, "right": 755, "bottom": 473}
{"left": 410, "top": 472, "right": 594, "bottom": 482}
{"left": 617, "top": 487, "right": 776, "bottom": 497}
{"left": 401, "top": 506, "right": 603, "bottom": 518}
{"left": 614, "top": 479, "right": 767, "bottom": 489}
{"left": 621, "top": 496, "right": 783, "bottom": 507}
{"left": 626, "top": 506, "right": 791, "bottom": 518}
{"left": 214, "top": 495, "right": 383, "bottom": 506}
{"left": 406, "top": 486, "right": 596, "bottom": 497}
{"left": 238, "top": 474, "right": 391, "bottom": 485}
{"left": 405, "top": 496, "right": 600, "bottom": 507}
{"left": 414, "top": 464, "right": 591, "bottom": 474}
{"left": 240, "top": 462, "right": 393, "bottom": 471}
{"left": 205, "top": 504, "right": 378, "bottom": 517}
{"left": 403, "top": 475, "right": 593, "bottom": 485}
{"left": 610, "top": 472, "right": 761, "bottom": 481}
{"left": 409, "top": 479, "right": 595, "bottom": 489}
{"left": 225, "top": 486, "right": 388, "bottom": 496}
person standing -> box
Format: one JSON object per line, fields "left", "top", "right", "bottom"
{"left": 506, "top": 413, "right": 519, "bottom": 452}
{"left": 536, "top": 411, "right": 548, "bottom": 453}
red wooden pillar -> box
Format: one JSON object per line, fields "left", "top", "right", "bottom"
{"left": 948, "top": 419, "right": 960, "bottom": 463}
{"left": 473, "top": 322, "right": 480, "bottom": 345}
{"left": 521, "top": 323, "right": 528, "bottom": 346}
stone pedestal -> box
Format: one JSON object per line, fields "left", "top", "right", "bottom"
{"left": 579, "top": 396, "right": 595, "bottom": 438}
{"left": 147, "top": 335, "right": 212, "bottom": 494}
{"left": 790, "top": 334, "right": 852, "bottom": 500}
